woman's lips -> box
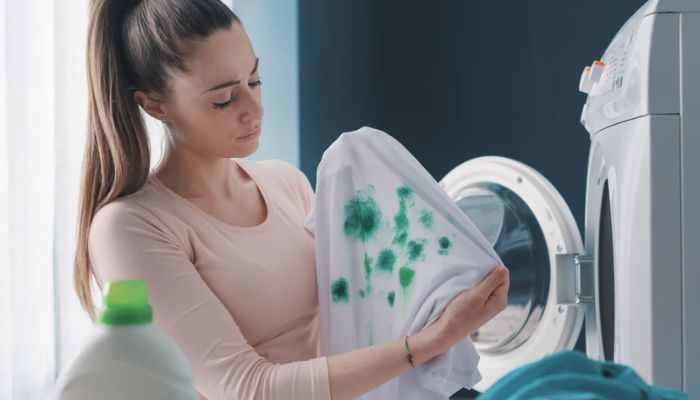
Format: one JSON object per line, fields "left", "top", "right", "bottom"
{"left": 237, "top": 129, "right": 260, "bottom": 141}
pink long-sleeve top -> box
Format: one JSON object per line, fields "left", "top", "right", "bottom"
{"left": 88, "top": 158, "right": 331, "bottom": 400}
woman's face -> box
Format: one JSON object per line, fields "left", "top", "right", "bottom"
{"left": 147, "top": 22, "right": 264, "bottom": 159}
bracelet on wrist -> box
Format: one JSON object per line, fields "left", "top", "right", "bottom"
{"left": 404, "top": 335, "right": 415, "bottom": 368}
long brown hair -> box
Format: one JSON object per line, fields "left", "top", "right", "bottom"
{"left": 76, "top": 0, "right": 238, "bottom": 320}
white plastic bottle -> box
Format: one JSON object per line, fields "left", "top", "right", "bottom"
{"left": 54, "top": 279, "right": 197, "bottom": 400}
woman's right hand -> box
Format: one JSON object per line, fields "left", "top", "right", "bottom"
{"left": 326, "top": 266, "right": 509, "bottom": 399}
{"left": 431, "top": 266, "right": 510, "bottom": 351}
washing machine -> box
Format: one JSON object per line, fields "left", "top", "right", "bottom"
{"left": 439, "top": 0, "right": 699, "bottom": 396}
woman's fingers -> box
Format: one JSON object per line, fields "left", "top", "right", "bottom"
{"left": 473, "top": 266, "right": 509, "bottom": 300}
{"left": 477, "top": 267, "right": 510, "bottom": 319}
{"left": 488, "top": 277, "right": 510, "bottom": 310}
{"left": 492, "top": 268, "right": 510, "bottom": 296}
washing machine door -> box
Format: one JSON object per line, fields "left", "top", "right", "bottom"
{"left": 440, "top": 156, "right": 586, "bottom": 392}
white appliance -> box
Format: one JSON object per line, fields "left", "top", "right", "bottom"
{"left": 439, "top": 0, "right": 699, "bottom": 396}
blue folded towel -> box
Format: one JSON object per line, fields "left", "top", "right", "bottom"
{"left": 477, "top": 350, "right": 687, "bottom": 400}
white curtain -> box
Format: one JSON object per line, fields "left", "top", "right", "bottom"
{"left": 0, "top": 1, "right": 165, "bottom": 398}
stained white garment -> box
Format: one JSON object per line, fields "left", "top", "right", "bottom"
{"left": 306, "top": 127, "right": 503, "bottom": 399}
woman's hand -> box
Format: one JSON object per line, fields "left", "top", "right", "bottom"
{"left": 431, "top": 266, "right": 510, "bottom": 351}
{"left": 326, "top": 266, "right": 509, "bottom": 399}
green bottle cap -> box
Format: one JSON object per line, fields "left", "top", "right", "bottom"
{"left": 98, "top": 280, "right": 153, "bottom": 326}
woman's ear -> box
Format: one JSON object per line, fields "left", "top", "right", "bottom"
{"left": 133, "top": 90, "right": 168, "bottom": 121}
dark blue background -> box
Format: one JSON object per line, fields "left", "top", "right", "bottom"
{"left": 299, "top": 0, "right": 644, "bottom": 232}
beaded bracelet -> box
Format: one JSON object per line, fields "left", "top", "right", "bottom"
{"left": 404, "top": 335, "right": 415, "bottom": 367}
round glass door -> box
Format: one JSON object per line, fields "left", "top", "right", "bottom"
{"left": 456, "top": 183, "right": 550, "bottom": 354}
{"left": 440, "top": 156, "right": 585, "bottom": 392}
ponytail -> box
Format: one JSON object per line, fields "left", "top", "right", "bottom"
{"left": 75, "top": 0, "right": 238, "bottom": 320}
{"left": 75, "top": 0, "right": 150, "bottom": 321}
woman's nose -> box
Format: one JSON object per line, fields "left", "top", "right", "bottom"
{"left": 239, "top": 91, "right": 264, "bottom": 124}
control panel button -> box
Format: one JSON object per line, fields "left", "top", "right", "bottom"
{"left": 579, "top": 66, "right": 593, "bottom": 93}
{"left": 590, "top": 60, "right": 606, "bottom": 84}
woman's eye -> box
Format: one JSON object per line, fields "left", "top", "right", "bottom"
{"left": 212, "top": 80, "right": 262, "bottom": 110}
{"left": 213, "top": 95, "right": 235, "bottom": 110}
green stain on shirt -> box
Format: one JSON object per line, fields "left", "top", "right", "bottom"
{"left": 387, "top": 291, "right": 396, "bottom": 307}
{"left": 397, "top": 184, "right": 414, "bottom": 200}
{"left": 343, "top": 188, "right": 382, "bottom": 242}
{"left": 392, "top": 184, "right": 414, "bottom": 247}
{"left": 364, "top": 253, "right": 373, "bottom": 277}
{"left": 399, "top": 266, "right": 416, "bottom": 291}
{"left": 438, "top": 236, "right": 452, "bottom": 256}
{"left": 363, "top": 252, "right": 373, "bottom": 295}
{"left": 393, "top": 207, "right": 409, "bottom": 247}
{"left": 407, "top": 238, "right": 428, "bottom": 262}
{"left": 419, "top": 210, "right": 434, "bottom": 230}
{"left": 358, "top": 289, "right": 366, "bottom": 298}
{"left": 331, "top": 277, "right": 350, "bottom": 303}
{"left": 377, "top": 248, "right": 397, "bottom": 273}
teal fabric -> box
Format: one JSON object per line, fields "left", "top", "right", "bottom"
{"left": 477, "top": 350, "right": 687, "bottom": 400}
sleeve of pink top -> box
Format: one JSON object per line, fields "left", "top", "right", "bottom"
{"left": 294, "top": 166, "right": 317, "bottom": 238}
{"left": 296, "top": 168, "right": 316, "bottom": 217}
{"left": 88, "top": 199, "right": 331, "bottom": 400}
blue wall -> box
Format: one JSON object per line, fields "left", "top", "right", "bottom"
{"left": 234, "top": 0, "right": 300, "bottom": 166}
{"left": 299, "top": 0, "right": 645, "bottom": 231}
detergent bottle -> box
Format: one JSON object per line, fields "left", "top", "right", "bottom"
{"left": 53, "top": 279, "right": 197, "bottom": 400}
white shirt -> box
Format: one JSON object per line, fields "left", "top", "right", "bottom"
{"left": 306, "top": 127, "right": 503, "bottom": 399}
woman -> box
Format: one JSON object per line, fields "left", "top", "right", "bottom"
{"left": 74, "top": 0, "right": 510, "bottom": 399}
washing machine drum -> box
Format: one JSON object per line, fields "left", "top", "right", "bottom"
{"left": 441, "top": 157, "right": 586, "bottom": 392}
